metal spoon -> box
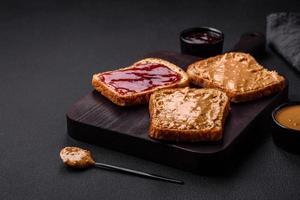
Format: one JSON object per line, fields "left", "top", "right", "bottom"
{"left": 60, "top": 147, "right": 184, "bottom": 184}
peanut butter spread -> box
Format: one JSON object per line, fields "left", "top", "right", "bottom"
{"left": 152, "top": 88, "right": 228, "bottom": 130}
{"left": 60, "top": 147, "right": 95, "bottom": 168}
{"left": 192, "top": 52, "right": 284, "bottom": 93}
{"left": 275, "top": 105, "right": 300, "bottom": 131}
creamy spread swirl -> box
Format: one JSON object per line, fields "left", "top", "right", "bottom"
{"left": 152, "top": 88, "right": 228, "bottom": 130}
{"left": 60, "top": 147, "right": 95, "bottom": 168}
{"left": 192, "top": 52, "right": 284, "bottom": 93}
{"left": 276, "top": 105, "right": 300, "bottom": 131}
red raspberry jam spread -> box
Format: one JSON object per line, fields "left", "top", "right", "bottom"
{"left": 99, "top": 63, "right": 181, "bottom": 95}
{"left": 183, "top": 31, "right": 222, "bottom": 44}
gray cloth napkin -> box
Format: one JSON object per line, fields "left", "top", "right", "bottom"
{"left": 266, "top": 12, "right": 300, "bottom": 72}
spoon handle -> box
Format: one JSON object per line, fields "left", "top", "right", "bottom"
{"left": 94, "top": 162, "right": 184, "bottom": 184}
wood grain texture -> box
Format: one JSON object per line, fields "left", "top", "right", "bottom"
{"left": 66, "top": 51, "right": 288, "bottom": 171}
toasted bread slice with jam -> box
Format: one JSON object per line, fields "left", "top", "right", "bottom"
{"left": 92, "top": 58, "right": 189, "bottom": 106}
{"left": 149, "top": 88, "right": 230, "bottom": 142}
{"left": 187, "top": 52, "right": 285, "bottom": 102}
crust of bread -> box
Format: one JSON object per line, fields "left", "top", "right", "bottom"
{"left": 187, "top": 52, "right": 286, "bottom": 103}
{"left": 92, "top": 58, "right": 189, "bottom": 106}
{"left": 149, "top": 88, "right": 230, "bottom": 142}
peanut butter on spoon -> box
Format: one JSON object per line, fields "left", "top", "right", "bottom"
{"left": 60, "top": 147, "right": 95, "bottom": 168}
{"left": 59, "top": 146, "right": 184, "bottom": 184}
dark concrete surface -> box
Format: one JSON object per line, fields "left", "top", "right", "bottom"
{"left": 1, "top": 1, "right": 300, "bottom": 199}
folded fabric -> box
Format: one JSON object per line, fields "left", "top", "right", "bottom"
{"left": 266, "top": 12, "right": 300, "bottom": 72}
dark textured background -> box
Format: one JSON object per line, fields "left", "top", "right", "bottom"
{"left": 1, "top": 0, "right": 300, "bottom": 199}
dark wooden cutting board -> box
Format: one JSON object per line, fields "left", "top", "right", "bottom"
{"left": 66, "top": 51, "right": 288, "bottom": 172}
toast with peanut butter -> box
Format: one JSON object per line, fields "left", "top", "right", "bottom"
{"left": 187, "top": 52, "right": 285, "bottom": 102}
{"left": 92, "top": 58, "right": 189, "bottom": 106}
{"left": 149, "top": 88, "right": 230, "bottom": 142}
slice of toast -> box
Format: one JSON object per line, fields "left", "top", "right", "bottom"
{"left": 92, "top": 58, "right": 189, "bottom": 106}
{"left": 149, "top": 87, "right": 230, "bottom": 142}
{"left": 187, "top": 52, "right": 285, "bottom": 102}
